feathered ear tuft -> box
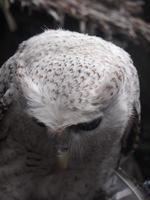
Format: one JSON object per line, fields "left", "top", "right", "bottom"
{"left": 91, "top": 69, "right": 124, "bottom": 108}
{"left": 19, "top": 76, "right": 59, "bottom": 129}
{"left": 21, "top": 76, "right": 42, "bottom": 107}
{"left": 20, "top": 76, "right": 49, "bottom": 118}
{"left": 94, "top": 83, "right": 119, "bottom": 103}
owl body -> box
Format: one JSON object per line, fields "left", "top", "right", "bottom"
{"left": 0, "top": 30, "right": 140, "bottom": 200}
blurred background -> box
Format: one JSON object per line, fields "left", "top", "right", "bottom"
{"left": 0, "top": 0, "right": 150, "bottom": 183}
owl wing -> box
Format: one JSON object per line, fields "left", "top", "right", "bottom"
{"left": 0, "top": 58, "right": 15, "bottom": 124}
{"left": 121, "top": 79, "right": 141, "bottom": 157}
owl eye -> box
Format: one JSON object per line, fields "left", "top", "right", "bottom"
{"left": 72, "top": 117, "right": 102, "bottom": 131}
{"left": 32, "top": 118, "right": 46, "bottom": 128}
{"left": 36, "top": 121, "right": 46, "bottom": 127}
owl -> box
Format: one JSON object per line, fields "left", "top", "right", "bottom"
{"left": 0, "top": 30, "right": 140, "bottom": 200}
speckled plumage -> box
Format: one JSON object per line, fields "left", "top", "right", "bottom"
{"left": 0, "top": 30, "right": 140, "bottom": 130}
{"left": 0, "top": 30, "right": 140, "bottom": 200}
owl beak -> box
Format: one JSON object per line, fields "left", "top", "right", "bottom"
{"left": 55, "top": 130, "right": 70, "bottom": 170}
{"left": 47, "top": 128, "right": 70, "bottom": 170}
{"left": 56, "top": 148, "right": 70, "bottom": 170}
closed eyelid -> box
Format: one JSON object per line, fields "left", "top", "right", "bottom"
{"left": 70, "top": 116, "right": 102, "bottom": 131}
{"left": 32, "top": 117, "right": 46, "bottom": 127}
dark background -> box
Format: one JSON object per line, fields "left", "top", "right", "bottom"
{"left": 0, "top": 0, "right": 150, "bottom": 181}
